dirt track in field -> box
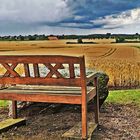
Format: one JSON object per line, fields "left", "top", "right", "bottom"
{"left": 0, "top": 39, "right": 139, "bottom": 61}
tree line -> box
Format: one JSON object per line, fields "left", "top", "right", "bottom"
{"left": 0, "top": 33, "right": 140, "bottom": 41}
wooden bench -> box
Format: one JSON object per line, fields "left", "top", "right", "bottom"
{"left": 0, "top": 55, "right": 99, "bottom": 139}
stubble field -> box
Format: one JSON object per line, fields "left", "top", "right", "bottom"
{"left": 0, "top": 39, "right": 140, "bottom": 88}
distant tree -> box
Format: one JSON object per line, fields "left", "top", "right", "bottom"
{"left": 105, "top": 33, "right": 111, "bottom": 39}
{"left": 40, "top": 34, "right": 46, "bottom": 40}
{"left": 77, "top": 38, "right": 83, "bottom": 43}
{"left": 18, "top": 35, "right": 24, "bottom": 41}
{"left": 135, "top": 33, "right": 139, "bottom": 40}
{"left": 116, "top": 37, "right": 125, "bottom": 43}
{"left": 27, "top": 35, "right": 36, "bottom": 40}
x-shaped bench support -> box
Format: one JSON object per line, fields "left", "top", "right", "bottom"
{"left": 2, "top": 63, "right": 20, "bottom": 77}
{"left": 45, "top": 63, "right": 64, "bottom": 78}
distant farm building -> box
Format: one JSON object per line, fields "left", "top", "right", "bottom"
{"left": 48, "top": 36, "right": 58, "bottom": 40}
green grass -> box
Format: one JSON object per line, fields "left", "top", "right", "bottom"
{"left": 0, "top": 100, "right": 8, "bottom": 108}
{"left": 106, "top": 89, "right": 140, "bottom": 107}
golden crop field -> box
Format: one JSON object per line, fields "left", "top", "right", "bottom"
{"left": 0, "top": 39, "right": 140, "bottom": 88}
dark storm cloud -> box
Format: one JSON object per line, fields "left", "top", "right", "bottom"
{"left": 0, "top": 0, "right": 140, "bottom": 35}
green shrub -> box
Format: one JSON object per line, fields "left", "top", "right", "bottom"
{"left": 77, "top": 38, "right": 83, "bottom": 43}
{"left": 116, "top": 37, "right": 125, "bottom": 43}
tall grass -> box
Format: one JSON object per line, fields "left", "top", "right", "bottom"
{"left": 88, "top": 59, "right": 140, "bottom": 88}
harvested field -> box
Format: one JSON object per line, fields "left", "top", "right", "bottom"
{"left": 0, "top": 39, "right": 140, "bottom": 88}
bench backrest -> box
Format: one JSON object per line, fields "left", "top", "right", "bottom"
{"left": 0, "top": 55, "right": 86, "bottom": 87}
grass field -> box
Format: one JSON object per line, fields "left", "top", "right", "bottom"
{"left": 106, "top": 89, "right": 140, "bottom": 107}
{"left": 0, "top": 39, "right": 140, "bottom": 87}
{"left": 0, "top": 100, "right": 8, "bottom": 108}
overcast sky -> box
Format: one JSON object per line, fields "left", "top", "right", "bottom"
{"left": 0, "top": 0, "right": 140, "bottom": 35}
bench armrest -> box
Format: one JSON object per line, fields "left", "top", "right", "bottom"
{"left": 86, "top": 73, "right": 98, "bottom": 85}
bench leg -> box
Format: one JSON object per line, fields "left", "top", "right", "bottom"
{"left": 93, "top": 77, "right": 99, "bottom": 124}
{"left": 12, "top": 101, "right": 17, "bottom": 119}
{"left": 94, "top": 89, "right": 99, "bottom": 124}
{"left": 82, "top": 102, "right": 87, "bottom": 139}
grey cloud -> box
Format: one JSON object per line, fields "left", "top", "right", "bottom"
{"left": 91, "top": 8, "right": 140, "bottom": 29}
{"left": 0, "top": 0, "right": 73, "bottom": 23}
{"left": 0, "top": 0, "right": 140, "bottom": 35}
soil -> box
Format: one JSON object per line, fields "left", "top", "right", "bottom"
{"left": 0, "top": 102, "right": 140, "bottom": 140}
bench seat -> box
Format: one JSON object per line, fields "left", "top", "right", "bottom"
{"left": 0, "top": 85, "right": 96, "bottom": 104}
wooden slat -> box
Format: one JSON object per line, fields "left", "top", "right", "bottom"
{"left": 33, "top": 64, "right": 40, "bottom": 77}
{"left": 0, "top": 118, "right": 26, "bottom": 133}
{"left": 69, "top": 63, "right": 75, "bottom": 78}
{"left": 0, "top": 55, "right": 82, "bottom": 64}
{"left": 62, "top": 122, "right": 98, "bottom": 139}
{"left": 0, "top": 77, "right": 81, "bottom": 86}
{"left": 0, "top": 86, "right": 94, "bottom": 95}
{"left": 0, "top": 89, "right": 82, "bottom": 94}
{"left": 87, "top": 88, "right": 96, "bottom": 102}
{"left": 8, "top": 85, "right": 82, "bottom": 91}
{"left": 24, "top": 63, "right": 30, "bottom": 77}
{"left": 0, "top": 93, "right": 82, "bottom": 104}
